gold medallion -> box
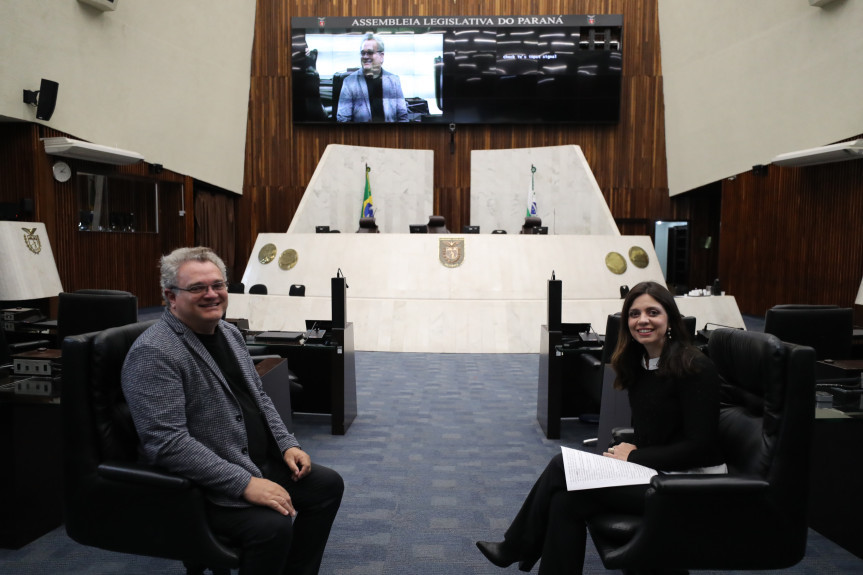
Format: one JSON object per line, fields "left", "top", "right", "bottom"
{"left": 605, "top": 252, "right": 627, "bottom": 275}
{"left": 628, "top": 246, "right": 649, "bottom": 269}
{"left": 439, "top": 238, "right": 465, "bottom": 268}
{"left": 21, "top": 227, "right": 42, "bottom": 254}
{"left": 258, "top": 243, "right": 277, "bottom": 264}
{"left": 279, "top": 249, "right": 298, "bottom": 270}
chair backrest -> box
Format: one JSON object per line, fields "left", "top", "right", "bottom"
{"left": 764, "top": 304, "right": 852, "bottom": 360}
{"left": 63, "top": 321, "right": 157, "bottom": 481}
{"left": 520, "top": 216, "right": 542, "bottom": 234}
{"left": 491, "top": 229, "right": 507, "bottom": 234}
{"left": 289, "top": 284, "right": 305, "bottom": 296}
{"left": 427, "top": 215, "right": 449, "bottom": 233}
{"left": 248, "top": 284, "right": 268, "bottom": 295}
{"left": 708, "top": 328, "right": 815, "bottom": 506}
{"left": 58, "top": 290, "right": 138, "bottom": 342}
{"left": 357, "top": 217, "right": 379, "bottom": 233}
{"left": 228, "top": 282, "right": 245, "bottom": 294}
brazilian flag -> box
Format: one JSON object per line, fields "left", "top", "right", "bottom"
{"left": 361, "top": 166, "right": 374, "bottom": 218}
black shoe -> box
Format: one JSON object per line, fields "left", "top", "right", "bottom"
{"left": 476, "top": 540, "right": 519, "bottom": 568}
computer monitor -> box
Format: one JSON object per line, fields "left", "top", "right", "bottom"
{"left": 315, "top": 225, "right": 330, "bottom": 233}
{"left": 532, "top": 226, "right": 549, "bottom": 235}
{"left": 409, "top": 225, "right": 428, "bottom": 234}
{"left": 462, "top": 225, "right": 480, "bottom": 234}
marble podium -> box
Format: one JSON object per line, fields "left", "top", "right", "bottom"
{"left": 232, "top": 144, "right": 745, "bottom": 353}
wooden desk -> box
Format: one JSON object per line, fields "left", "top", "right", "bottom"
{"left": 249, "top": 324, "right": 357, "bottom": 435}
{"left": 0, "top": 388, "right": 63, "bottom": 549}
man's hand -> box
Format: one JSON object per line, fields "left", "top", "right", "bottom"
{"left": 284, "top": 447, "right": 312, "bottom": 481}
{"left": 243, "top": 476, "right": 295, "bottom": 516}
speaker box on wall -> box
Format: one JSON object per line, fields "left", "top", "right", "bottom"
{"left": 35, "top": 79, "right": 59, "bottom": 121}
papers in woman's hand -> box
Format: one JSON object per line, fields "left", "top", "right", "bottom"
{"left": 561, "top": 446, "right": 657, "bottom": 491}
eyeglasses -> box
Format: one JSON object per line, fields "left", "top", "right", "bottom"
{"left": 360, "top": 50, "right": 382, "bottom": 57}
{"left": 172, "top": 281, "right": 228, "bottom": 295}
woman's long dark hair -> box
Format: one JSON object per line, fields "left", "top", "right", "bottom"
{"left": 610, "top": 281, "right": 700, "bottom": 389}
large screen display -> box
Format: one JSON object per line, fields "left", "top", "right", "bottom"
{"left": 291, "top": 15, "right": 623, "bottom": 125}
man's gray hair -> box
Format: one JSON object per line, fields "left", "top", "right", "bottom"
{"left": 160, "top": 246, "right": 227, "bottom": 302}
{"left": 361, "top": 32, "right": 385, "bottom": 52}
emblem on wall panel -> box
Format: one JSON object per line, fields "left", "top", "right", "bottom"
{"left": 21, "top": 227, "right": 42, "bottom": 254}
{"left": 258, "top": 243, "right": 277, "bottom": 264}
{"left": 439, "top": 238, "right": 465, "bottom": 268}
{"left": 605, "top": 252, "right": 627, "bottom": 275}
{"left": 628, "top": 246, "right": 649, "bottom": 269}
{"left": 279, "top": 249, "right": 298, "bottom": 271}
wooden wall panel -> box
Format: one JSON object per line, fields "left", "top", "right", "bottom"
{"left": 719, "top": 151, "right": 863, "bottom": 316}
{"left": 241, "top": 2, "right": 679, "bottom": 285}
{"left": 0, "top": 123, "right": 195, "bottom": 309}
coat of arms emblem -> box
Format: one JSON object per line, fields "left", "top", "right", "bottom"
{"left": 22, "top": 227, "right": 42, "bottom": 254}
{"left": 439, "top": 238, "right": 464, "bottom": 268}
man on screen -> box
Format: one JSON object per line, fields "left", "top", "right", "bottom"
{"left": 337, "top": 33, "right": 409, "bottom": 123}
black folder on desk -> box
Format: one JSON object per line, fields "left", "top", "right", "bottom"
{"left": 255, "top": 331, "right": 305, "bottom": 343}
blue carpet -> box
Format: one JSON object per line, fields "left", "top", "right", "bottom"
{"left": 1, "top": 351, "right": 860, "bottom": 574}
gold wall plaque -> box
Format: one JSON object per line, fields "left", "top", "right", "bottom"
{"left": 628, "top": 246, "right": 649, "bottom": 269}
{"left": 439, "top": 238, "right": 465, "bottom": 268}
{"left": 258, "top": 243, "right": 277, "bottom": 264}
{"left": 279, "top": 249, "right": 298, "bottom": 270}
{"left": 605, "top": 252, "right": 627, "bottom": 275}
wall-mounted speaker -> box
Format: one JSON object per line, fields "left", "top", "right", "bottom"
{"left": 22, "top": 79, "right": 59, "bottom": 121}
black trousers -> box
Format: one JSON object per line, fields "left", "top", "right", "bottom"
{"left": 504, "top": 453, "right": 647, "bottom": 575}
{"left": 207, "top": 462, "right": 344, "bottom": 575}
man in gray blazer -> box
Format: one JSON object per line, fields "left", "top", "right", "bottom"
{"left": 337, "top": 32, "right": 409, "bottom": 122}
{"left": 121, "top": 247, "right": 343, "bottom": 575}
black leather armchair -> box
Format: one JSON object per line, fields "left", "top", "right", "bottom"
{"left": 587, "top": 329, "right": 815, "bottom": 571}
{"left": 62, "top": 321, "right": 240, "bottom": 574}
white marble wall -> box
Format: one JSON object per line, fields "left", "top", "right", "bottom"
{"left": 286, "top": 144, "right": 434, "bottom": 234}
{"left": 0, "top": 222, "right": 64, "bottom": 300}
{"left": 470, "top": 145, "right": 619, "bottom": 235}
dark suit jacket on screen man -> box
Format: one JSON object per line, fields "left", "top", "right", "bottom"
{"left": 337, "top": 33, "right": 408, "bottom": 123}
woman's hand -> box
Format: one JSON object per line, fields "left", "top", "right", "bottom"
{"left": 603, "top": 442, "right": 637, "bottom": 461}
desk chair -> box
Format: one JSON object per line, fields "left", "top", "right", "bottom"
{"left": 520, "top": 216, "right": 542, "bottom": 234}
{"left": 248, "top": 284, "right": 268, "bottom": 295}
{"left": 62, "top": 321, "right": 240, "bottom": 575}
{"left": 357, "top": 217, "right": 379, "bottom": 233}
{"left": 227, "top": 282, "right": 245, "bottom": 294}
{"left": 426, "top": 215, "right": 449, "bottom": 233}
{"left": 289, "top": 284, "right": 305, "bottom": 296}
{"left": 57, "top": 289, "right": 138, "bottom": 342}
{"left": 764, "top": 304, "right": 852, "bottom": 360}
{"left": 587, "top": 329, "right": 814, "bottom": 571}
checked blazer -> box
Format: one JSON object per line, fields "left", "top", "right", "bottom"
{"left": 121, "top": 310, "right": 300, "bottom": 507}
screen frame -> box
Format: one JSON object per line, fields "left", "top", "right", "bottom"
{"left": 291, "top": 14, "right": 623, "bottom": 126}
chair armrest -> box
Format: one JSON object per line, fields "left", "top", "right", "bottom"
{"left": 650, "top": 473, "right": 769, "bottom": 495}
{"left": 611, "top": 427, "right": 634, "bottom": 443}
{"left": 98, "top": 461, "right": 191, "bottom": 489}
